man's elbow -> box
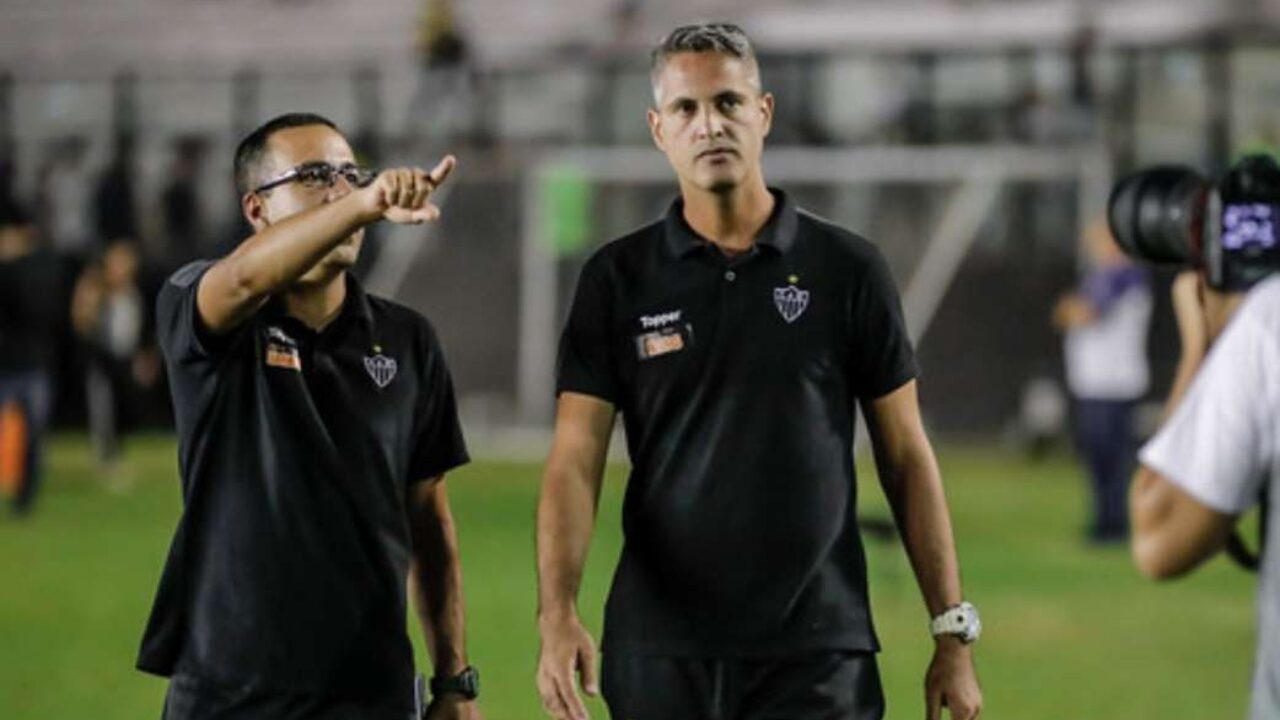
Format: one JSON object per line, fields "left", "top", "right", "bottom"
{"left": 1131, "top": 533, "right": 1195, "bottom": 581}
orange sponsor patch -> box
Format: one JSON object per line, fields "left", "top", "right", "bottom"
{"left": 265, "top": 343, "right": 302, "bottom": 371}
{"left": 643, "top": 332, "right": 684, "bottom": 357}
{"left": 635, "top": 326, "right": 689, "bottom": 360}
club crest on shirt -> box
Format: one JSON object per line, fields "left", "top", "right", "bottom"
{"left": 364, "top": 354, "right": 398, "bottom": 388}
{"left": 773, "top": 284, "right": 810, "bottom": 323}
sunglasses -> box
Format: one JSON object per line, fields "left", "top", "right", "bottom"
{"left": 253, "top": 161, "right": 377, "bottom": 194}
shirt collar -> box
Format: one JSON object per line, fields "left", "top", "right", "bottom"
{"left": 662, "top": 188, "right": 799, "bottom": 259}
{"left": 262, "top": 271, "right": 375, "bottom": 333}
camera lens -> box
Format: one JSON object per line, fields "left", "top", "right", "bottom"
{"left": 1107, "top": 166, "right": 1206, "bottom": 265}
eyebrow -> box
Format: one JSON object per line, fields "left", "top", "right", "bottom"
{"left": 664, "top": 90, "right": 748, "bottom": 112}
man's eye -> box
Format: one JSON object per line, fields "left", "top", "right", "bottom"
{"left": 298, "top": 167, "right": 331, "bottom": 186}
{"left": 718, "top": 97, "right": 741, "bottom": 111}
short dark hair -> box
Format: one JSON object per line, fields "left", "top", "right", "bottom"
{"left": 233, "top": 113, "right": 339, "bottom": 195}
{"left": 650, "top": 22, "right": 758, "bottom": 93}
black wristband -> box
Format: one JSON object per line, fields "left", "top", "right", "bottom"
{"left": 430, "top": 665, "right": 479, "bottom": 701}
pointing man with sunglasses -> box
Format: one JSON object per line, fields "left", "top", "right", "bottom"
{"left": 138, "top": 113, "right": 482, "bottom": 720}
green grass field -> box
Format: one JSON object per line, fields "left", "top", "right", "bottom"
{"left": 0, "top": 435, "right": 1258, "bottom": 719}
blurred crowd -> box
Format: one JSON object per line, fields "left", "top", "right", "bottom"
{"left": 0, "top": 135, "right": 205, "bottom": 513}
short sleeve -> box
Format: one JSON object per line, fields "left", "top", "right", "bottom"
{"left": 155, "top": 260, "right": 236, "bottom": 364}
{"left": 555, "top": 254, "right": 619, "bottom": 403}
{"left": 1139, "top": 311, "right": 1278, "bottom": 514}
{"left": 848, "top": 248, "right": 919, "bottom": 399}
{"left": 407, "top": 322, "right": 470, "bottom": 483}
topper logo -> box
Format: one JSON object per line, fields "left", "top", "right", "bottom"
{"left": 639, "top": 310, "right": 682, "bottom": 329}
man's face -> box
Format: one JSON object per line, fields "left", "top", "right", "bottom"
{"left": 647, "top": 52, "right": 773, "bottom": 195}
{"left": 245, "top": 124, "right": 363, "bottom": 285}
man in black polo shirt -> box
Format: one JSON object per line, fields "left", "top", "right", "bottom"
{"left": 139, "top": 113, "right": 482, "bottom": 720}
{"left": 535, "top": 24, "right": 982, "bottom": 720}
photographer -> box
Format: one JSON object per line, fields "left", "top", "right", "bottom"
{"left": 1123, "top": 156, "right": 1280, "bottom": 718}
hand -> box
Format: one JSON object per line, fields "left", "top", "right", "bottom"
{"left": 358, "top": 155, "right": 456, "bottom": 225}
{"left": 1051, "top": 293, "right": 1095, "bottom": 330}
{"left": 925, "top": 637, "right": 982, "bottom": 720}
{"left": 536, "top": 613, "right": 599, "bottom": 720}
{"left": 424, "top": 694, "right": 483, "bottom": 720}
{"left": 1170, "top": 270, "right": 1207, "bottom": 361}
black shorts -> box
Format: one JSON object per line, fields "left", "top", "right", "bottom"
{"left": 601, "top": 650, "right": 885, "bottom": 720}
{"left": 161, "top": 673, "right": 414, "bottom": 720}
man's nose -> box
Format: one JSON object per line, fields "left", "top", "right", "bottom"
{"left": 695, "top": 105, "right": 726, "bottom": 139}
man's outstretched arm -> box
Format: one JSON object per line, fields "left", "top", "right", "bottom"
{"left": 197, "top": 157, "right": 455, "bottom": 334}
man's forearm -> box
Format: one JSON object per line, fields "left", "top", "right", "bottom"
{"left": 410, "top": 484, "right": 469, "bottom": 676}
{"left": 879, "top": 448, "right": 964, "bottom": 616}
{"left": 197, "top": 193, "right": 376, "bottom": 334}
{"left": 223, "top": 193, "right": 373, "bottom": 299}
{"left": 536, "top": 470, "right": 600, "bottom": 621}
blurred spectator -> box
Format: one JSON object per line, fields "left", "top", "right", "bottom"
{"left": 37, "top": 135, "right": 92, "bottom": 257}
{"left": 405, "top": 0, "right": 475, "bottom": 143}
{"left": 0, "top": 200, "right": 63, "bottom": 516}
{"left": 1053, "top": 220, "right": 1153, "bottom": 543}
{"left": 610, "top": 0, "right": 645, "bottom": 47}
{"left": 160, "top": 135, "right": 208, "bottom": 265}
{"left": 93, "top": 133, "right": 141, "bottom": 248}
{"left": 71, "top": 239, "right": 159, "bottom": 482}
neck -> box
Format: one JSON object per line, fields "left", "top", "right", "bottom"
{"left": 681, "top": 178, "right": 775, "bottom": 253}
{"left": 283, "top": 271, "right": 347, "bottom": 330}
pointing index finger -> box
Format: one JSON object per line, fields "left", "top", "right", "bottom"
{"left": 427, "top": 154, "right": 457, "bottom": 192}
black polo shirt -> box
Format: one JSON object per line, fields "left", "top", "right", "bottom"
{"left": 138, "top": 261, "right": 468, "bottom": 709}
{"left": 557, "top": 189, "right": 918, "bottom": 657}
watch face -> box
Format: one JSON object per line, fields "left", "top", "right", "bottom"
{"left": 460, "top": 666, "right": 480, "bottom": 697}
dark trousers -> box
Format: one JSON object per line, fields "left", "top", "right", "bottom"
{"left": 602, "top": 651, "right": 884, "bottom": 720}
{"left": 1073, "top": 398, "right": 1137, "bottom": 541}
{"left": 0, "top": 370, "right": 52, "bottom": 515}
{"left": 161, "top": 673, "right": 414, "bottom": 720}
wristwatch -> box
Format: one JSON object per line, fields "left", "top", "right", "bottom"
{"left": 430, "top": 665, "right": 480, "bottom": 701}
{"left": 929, "top": 602, "right": 981, "bottom": 644}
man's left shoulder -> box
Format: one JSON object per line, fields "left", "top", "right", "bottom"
{"left": 366, "top": 292, "right": 446, "bottom": 352}
{"left": 793, "top": 208, "right": 887, "bottom": 269}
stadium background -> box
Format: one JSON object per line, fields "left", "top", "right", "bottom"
{"left": 0, "top": 0, "right": 1275, "bottom": 717}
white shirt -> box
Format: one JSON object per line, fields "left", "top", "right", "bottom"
{"left": 1140, "top": 274, "right": 1280, "bottom": 720}
{"left": 1064, "top": 268, "right": 1153, "bottom": 400}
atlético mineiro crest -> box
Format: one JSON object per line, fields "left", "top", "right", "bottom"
{"left": 773, "top": 284, "right": 810, "bottom": 323}
{"left": 364, "top": 354, "right": 397, "bottom": 388}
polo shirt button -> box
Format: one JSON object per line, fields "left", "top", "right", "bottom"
{"left": 724, "top": 270, "right": 736, "bottom": 282}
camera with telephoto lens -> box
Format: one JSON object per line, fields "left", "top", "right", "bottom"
{"left": 1107, "top": 153, "right": 1280, "bottom": 291}
{"left": 1110, "top": 154, "right": 1280, "bottom": 573}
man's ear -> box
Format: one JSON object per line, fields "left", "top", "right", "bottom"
{"left": 242, "top": 192, "right": 270, "bottom": 232}
{"left": 647, "top": 107, "right": 666, "bottom": 153}
{"left": 760, "top": 91, "right": 775, "bottom": 138}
